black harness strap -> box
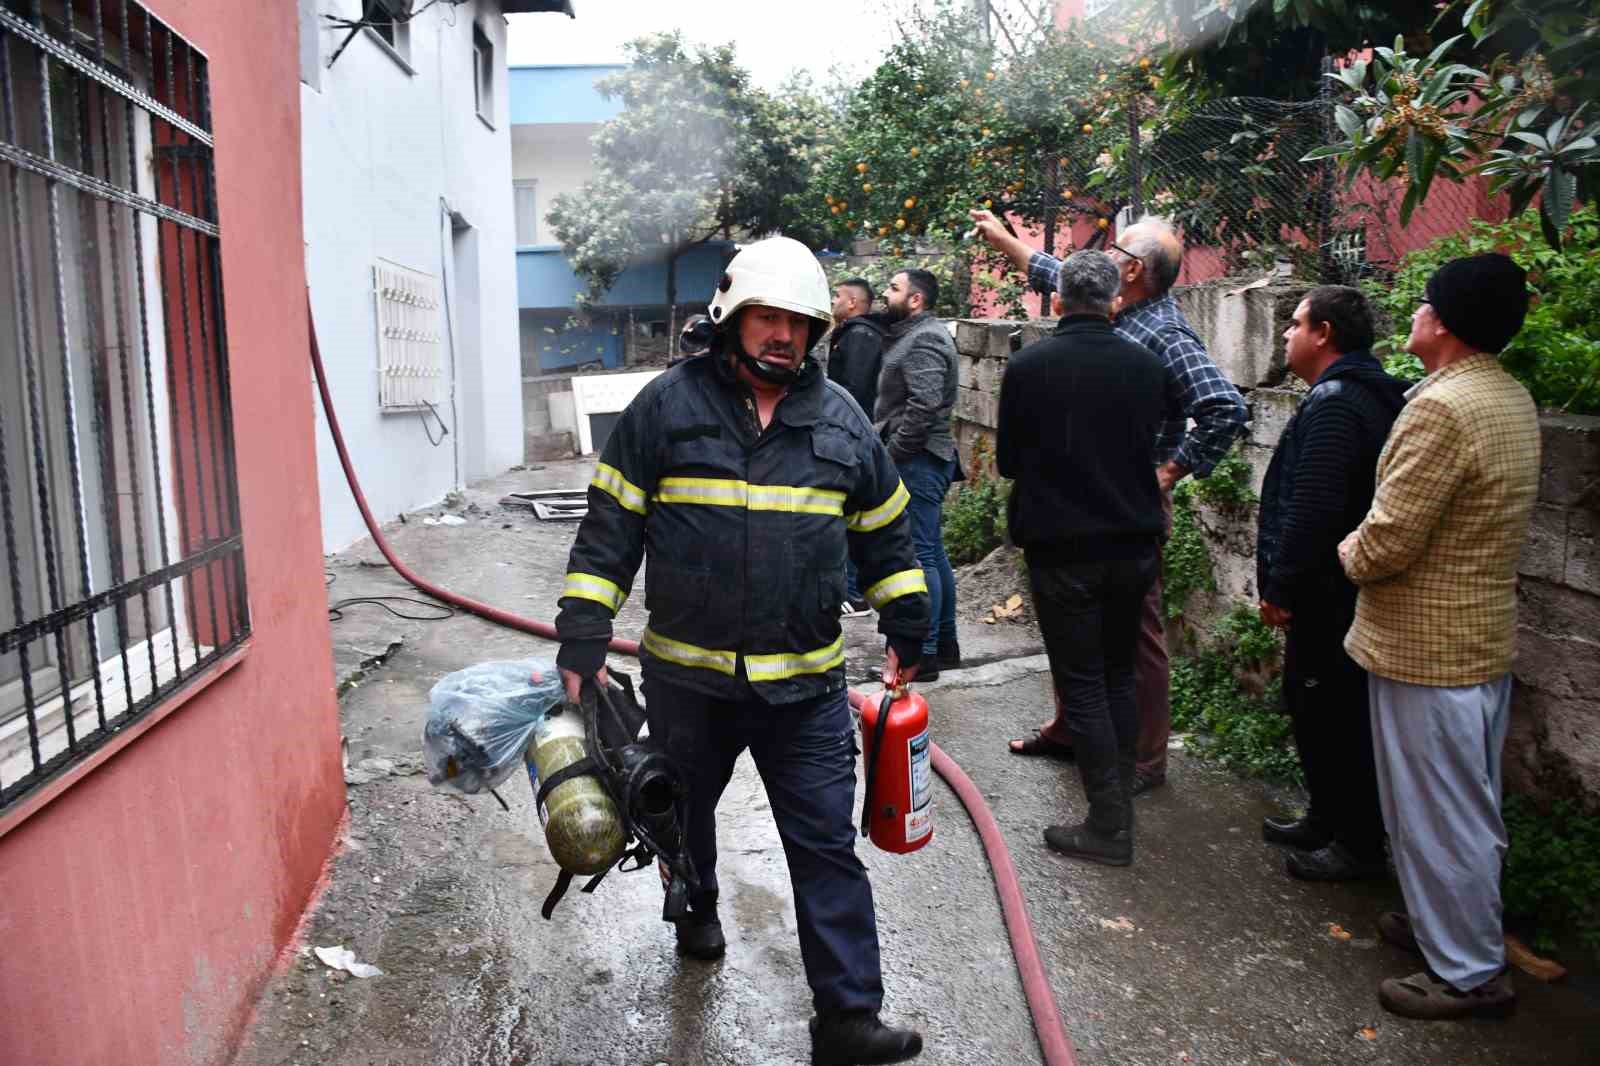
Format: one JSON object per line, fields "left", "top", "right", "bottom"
{"left": 535, "top": 755, "right": 599, "bottom": 811}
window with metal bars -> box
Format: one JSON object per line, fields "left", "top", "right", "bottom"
{"left": 0, "top": 0, "right": 249, "bottom": 811}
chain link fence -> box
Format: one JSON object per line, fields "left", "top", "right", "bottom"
{"left": 1020, "top": 62, "right": 1498, "bottom": 289}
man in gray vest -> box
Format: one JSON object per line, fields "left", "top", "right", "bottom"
{"left": 875, "top": 269, "right": 960, "bottom": 680}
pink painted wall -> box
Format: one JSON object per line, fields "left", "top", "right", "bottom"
{"left": 0, "top": 2, "right": 346, "bottom": 1064}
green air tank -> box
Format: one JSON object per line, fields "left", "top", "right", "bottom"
{"left": 526, "top": 706, "right": 626, "bottom": 875}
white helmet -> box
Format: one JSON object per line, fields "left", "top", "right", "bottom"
{"left": 709, "top": 236, "right": 833, "bottom": 359}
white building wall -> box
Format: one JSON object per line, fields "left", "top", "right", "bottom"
{"left": 301, "top": 0, "right": 523, "bottom": 551}
{"left": 510, "top": 122, "right": 599, "bottom": 234}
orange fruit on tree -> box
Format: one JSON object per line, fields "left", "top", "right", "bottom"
{"left": 825, "top": 194, "right": 835, "bottom": 204}
{"left": 878, "top": 225, "right": 890, "bottom": 236}
{"left": 1097, "top": 217, "right": 1109, "bottom": 229}
{"left": 831, "top": 205, "right": 842, "bottom": 215}
{"left": 904, "top": 196, "right": 917, "bottom": 208}
{"left": 1082, "top": 123, "right": 1094, "bottom": 134}
{"left": 981, "top": 127, "right": 991, "bottom": 136}
{"left": 1063, "top": 188, "right": 1074, "bottom": 199}
{"left": 910, "top": 146, "right": 920, "bottom": 157}
{"left": 862, "top": 182, "right": 873, "bottom": 192}
{"left": 985, "top": 70, "right": 995, "bottom": 80}
{"left": 982, "top": 199, "right": 992, "bottom": 208}
{"left": 856, "top": 162, "right": 868, "bottom": 173}
{"left": 895, "top": 218, "right": 906, "bottom": 229}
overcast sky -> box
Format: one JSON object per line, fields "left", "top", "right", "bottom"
{"left": 505, "top": 1, "right": 1063, "bottom": 91}
{"left": 505, "top": 1, "right": 904, "bottom": 90}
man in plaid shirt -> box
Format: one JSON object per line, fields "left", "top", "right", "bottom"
{"left": 973, "top": 211, "right": 1248, "bottom": 794}
{"left": 1336, "top": 254, "right": 1540, "bottom": 1021}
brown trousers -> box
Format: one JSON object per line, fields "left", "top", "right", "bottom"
{"left": 1037, "top": 493, "right": 1171, "bottom": 777}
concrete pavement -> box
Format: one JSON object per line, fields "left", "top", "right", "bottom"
{"left": 233, "top": 462, "right": 1598, "bottom": 1066}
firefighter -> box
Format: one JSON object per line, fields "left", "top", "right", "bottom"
{"left": 556, "top": 236, "right": 929, "bottom": 1066}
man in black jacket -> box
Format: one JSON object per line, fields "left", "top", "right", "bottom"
{"left": 998, "top": 251, "right": 1178, "bottom": 866}
{"left": 1256, "top": 285, "right": 1407, "bottom": 881}
{"left": 829, "top": 278, "right": 889, "bottom": 417}
{"left": 555, "top": 236, "right": 928, "bottom": 1066}
{"left": 829, "top": 278, "right": 891, "bottom": 612}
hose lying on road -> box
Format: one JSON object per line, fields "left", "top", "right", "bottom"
{"left": 309, "top": 305, "right": 1076, "bottom": 1066}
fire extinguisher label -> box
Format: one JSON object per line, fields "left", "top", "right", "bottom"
{"left": 908, "top": 728, "right": 931, "bottom": 812}
{"left": 905, "top": 807, "right": 931, "bottom": 843}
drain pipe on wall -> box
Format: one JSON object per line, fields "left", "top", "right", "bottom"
{"left": 308, "top": 303, "right": 1075, "bottom": 1066}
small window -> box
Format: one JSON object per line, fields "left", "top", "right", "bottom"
{"left": 513, "top": 180, "right": 539, "bottom": 246}
{"left": 473, "top": 25, "right": 494, "bottom": 125}
{"left": 363, "top": 0, "right": 411, "bottom": 65}
{"left": 1, "top": 3, "right": 250, "bottom": 811}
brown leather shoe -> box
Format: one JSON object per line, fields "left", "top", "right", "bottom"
{"left": 1377, "top": 911, "right": 1423, "bottom": 956}
{"left": 1378, "top": 968, "right": 1516, "bottom": 1020}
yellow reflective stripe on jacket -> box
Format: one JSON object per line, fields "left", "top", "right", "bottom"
{"left": 592, "top": 462, "right": 648, "bottom": 515}
{"left": 864, "top": 568, "right": 928, "bottom": 611}
{"left": 561, "top": 572, "right": 627, "bottom": 614}
{"left": 641, "top": 627, "right": 738, "bottom": 676}
{"left": 847, "top": 480, "right": 910, "bottom": 532}
{"left": 744, "top": 635, "right": 846, "bottom": 683}
{"left": 655, "top": 477, "right": 846, "bottom": 516}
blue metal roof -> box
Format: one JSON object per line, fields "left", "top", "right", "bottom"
{"left": 509, "top": 65, "right": 627, "bottom": 125}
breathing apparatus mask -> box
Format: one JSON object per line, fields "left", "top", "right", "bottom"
{"left": 532, "top": 672, "right": 699, "bottom": 922}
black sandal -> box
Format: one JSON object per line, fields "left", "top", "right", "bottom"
{"left": 1008, "top": 732, "right": 1075, "bottom": 761}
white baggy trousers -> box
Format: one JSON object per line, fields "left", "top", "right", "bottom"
{"left": 1368, "top": 672, "right": 1512, "bottom": 991}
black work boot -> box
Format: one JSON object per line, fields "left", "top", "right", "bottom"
{"left": 809, "top": 1011, "right": 923, "bottom": 1066}
{"left": 673, "top": 893, "right": 725, "bottom": 961}
{"left": 936, "top": 637, "right": 961, "bottom": 670}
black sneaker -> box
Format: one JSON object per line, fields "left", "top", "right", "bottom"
{"left": 1043, "top": 822, "right": 1133, "bottom": 866}
{"left": 1261, "top": 814, "right": 1331, "bottom": 851}
{"left": 810, "top": 1011, "right": 923, "bottom": 1066}
{"left": 936, "top": 637, "right": 961, "bottom": 669}
{"left": 1286, "top": 842, "right": 1387, "bottom": 882}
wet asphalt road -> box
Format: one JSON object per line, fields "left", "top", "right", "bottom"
{"left": 233, "top": 465, "right": 1599, "bottom": 1066}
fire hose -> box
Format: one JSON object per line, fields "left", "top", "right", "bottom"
{"left": 308, "top": 304, "right": 1076, "bottom": 1066}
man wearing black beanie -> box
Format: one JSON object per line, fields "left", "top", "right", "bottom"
{"left": 1336, "top": 253, "right": 1540, "bottom": 1020}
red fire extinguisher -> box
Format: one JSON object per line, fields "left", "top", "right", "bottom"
{"left": 859, "top": 683, "right": 933, "bottom": 853}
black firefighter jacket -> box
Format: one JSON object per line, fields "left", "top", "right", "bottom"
{"left": 555, "top": 350, "right": 932, "bottom": 705}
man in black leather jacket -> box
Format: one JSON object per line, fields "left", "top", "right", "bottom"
{"left": 1256, "top": 285, "right": 1408, "bottom": 882}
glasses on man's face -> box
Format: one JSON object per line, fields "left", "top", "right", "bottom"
{"left": 1106, "top": 241, "right": 1138, "bottom": 261}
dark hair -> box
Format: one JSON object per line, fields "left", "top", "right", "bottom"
{"left": 839, "top": 277, "right": 873, "bottom": 307}
{"left": 899, "top": 268, "right": 939, "bottom": 311}
{"left": 1303, "top": 284, "right": 1375, "bottom": 354}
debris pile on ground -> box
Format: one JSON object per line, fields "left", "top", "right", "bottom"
{"left": 954, "top": 544, "right": 1032, "bottom": 625}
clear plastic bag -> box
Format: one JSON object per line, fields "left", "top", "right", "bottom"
{"left": 422, "top": 658, "right": 566, "bottom": 794}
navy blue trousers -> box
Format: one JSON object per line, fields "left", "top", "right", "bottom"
{"left": 644, "top": 678, "right": 883, "bottom": 1014}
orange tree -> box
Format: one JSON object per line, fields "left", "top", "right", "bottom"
{"left": 799, "top": 7, "right": 1151, "bottom": 318}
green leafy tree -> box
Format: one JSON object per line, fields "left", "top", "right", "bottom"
{"left": 1303, "top": 1, "right": 1598, "bottom": 246}
{"left": 545, "top": 33, "right": 824, "bottom": 320}
{"left": 804, "top": 3, "right": 1145, "bottom": 318}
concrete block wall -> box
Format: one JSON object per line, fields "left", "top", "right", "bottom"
{"left": 948, "top": 282, "right": 1600, "bottom": 807}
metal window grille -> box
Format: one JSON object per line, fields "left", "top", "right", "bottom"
{"left": 373, "top": 259, "right": 443, "bottom": 410}
{"left": 0, "top": 0, "right": 249, "bottom": 811}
